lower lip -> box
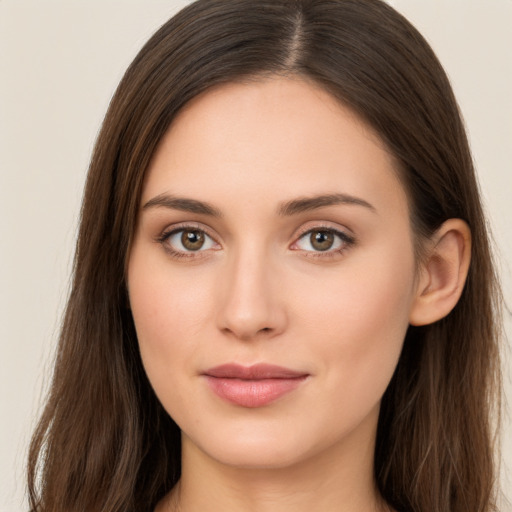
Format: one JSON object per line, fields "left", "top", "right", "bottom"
{"left": 204, "top": 376, "right": 307, "bottom": 408}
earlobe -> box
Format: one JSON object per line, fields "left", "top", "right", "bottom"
{"left": 409, "top": 219, "right": 471, "bottom": 326}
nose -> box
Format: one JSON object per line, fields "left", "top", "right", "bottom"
{"left": 216, "top": 247, "right": 287, "bottom": 341}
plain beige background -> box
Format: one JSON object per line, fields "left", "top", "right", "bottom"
{"left": 1, "top": 1, "right": 510, "bottom": 511}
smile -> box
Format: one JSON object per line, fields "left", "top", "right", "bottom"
{"left": 202, "top": 363, "right": 309, "bottom": 408}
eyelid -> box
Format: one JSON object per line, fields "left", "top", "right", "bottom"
{"left": 293, "top": 221, "right": 354, "bottom": 239}
{"left": 290, "top": 222, "right": 356, "bottom": 255}
{"left": 157, "top": 221, "right": 217, "bottom": 239}
{"left": 156, "top": 222, "right": 221, "bottom": 258}
{"left": 155, "top": 221, "right": 355, "bottom": 259}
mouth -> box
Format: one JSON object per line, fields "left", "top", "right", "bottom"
{"left": 202, "top": 363, "right": 309, "bottom": 408}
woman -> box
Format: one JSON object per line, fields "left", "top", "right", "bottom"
{"left": 27, "top": 0, "right": 503, "bottom": 511}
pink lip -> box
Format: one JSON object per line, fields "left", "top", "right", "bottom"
{"left": 203, "top": 364, "right": 309, "bottom": 408}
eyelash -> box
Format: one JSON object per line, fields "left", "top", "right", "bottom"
{"left": 292, "top": 226, "right": 356, "bottom": 260}
{"left": 156, "top": 224, "right": 356, "bottom": 260}
{"left": 156, "top": 223, "right": 218, "bottom": 260}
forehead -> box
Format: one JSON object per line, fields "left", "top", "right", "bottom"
{"left": 143, "top": 77, "right": 408, "bottom": 219}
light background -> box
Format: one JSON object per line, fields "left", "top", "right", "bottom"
{"left": 0, "top": 1, "right": 510, "bottom": 510}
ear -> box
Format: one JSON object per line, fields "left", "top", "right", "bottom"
{"left": 409, "top": 218, "right": 471, "bottom": 326}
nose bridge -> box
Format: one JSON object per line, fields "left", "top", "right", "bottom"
{"left": 216, "top": 240, "right": 286, "bottom": 340}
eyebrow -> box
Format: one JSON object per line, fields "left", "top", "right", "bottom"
{"left": 277, "top": 193, "right": 376, "bottom": 216}
{"left": 143, "top": 192, "right": 376, "bottom": 217}
{"left": 143, "top": 194, "right": 223, "bottom": 217}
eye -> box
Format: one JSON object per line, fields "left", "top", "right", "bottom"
{"left": 292, "top": 228, "right": 354, "bottom": 253}
{"left": 162, "top": 227, "right": 218, "bottom": 254}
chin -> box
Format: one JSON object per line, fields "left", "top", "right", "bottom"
{"left": 181, "top": 412, "right": 365, "bottom": 472}
{"left": 197, "top": 438, "right": 310, "bottom": 470}
{"left": 181, "top": 417, "right": 316, "bottom": 469}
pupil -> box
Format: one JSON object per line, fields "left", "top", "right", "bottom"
{"left": 182, "top": 230, "right": 204, "bottom": 251}
{"left": 311, "top": 231, "right": 334, "bottom": 251}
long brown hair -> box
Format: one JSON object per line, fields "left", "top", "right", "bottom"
{"left": 27, "top": 1, "right": 502, "bottom": 511}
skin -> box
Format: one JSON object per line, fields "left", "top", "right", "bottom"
{"left": 127, "top": 77, "right": 471, "bottom": 512}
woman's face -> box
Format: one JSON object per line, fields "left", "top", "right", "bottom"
{"left": 128, "top": 77, "right": 419, "bottom": 469}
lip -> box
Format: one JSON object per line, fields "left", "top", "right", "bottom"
{"left": 202, "top": 363, "right": 309, "bottom": 408}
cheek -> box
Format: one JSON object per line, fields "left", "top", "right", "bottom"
{"left": 127, "top": 247, "right": 215, "bottom": 408}
{"left": 128, "top": 238, "right": 213, "bottom": 342}
{"left": 131, "top": 279, "right": 208, "bottom": 344}
{"left": 293, "top": 243, "right": 416, "bottom": 403}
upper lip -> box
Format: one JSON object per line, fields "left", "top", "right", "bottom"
{"left": 203, "top": 363, "right": 308, "bottom": 380}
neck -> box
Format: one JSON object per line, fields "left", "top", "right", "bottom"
{"left": 158, "top": 407, "right": 390, "bottom": 512}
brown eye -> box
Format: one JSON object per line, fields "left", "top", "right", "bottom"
{"left": 293, "top": 227, "right": 353, "bottom": 255}
{"left": 310, "top": 230, "right": 335, "bottom": 251}
{"left": 181, "top": 230, "right": 205, "bottom": 251}
{"left": 163, "top": 227, "right": 218, "bottom": 255}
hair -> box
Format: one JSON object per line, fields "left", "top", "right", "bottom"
{"left": 27, "top": 1, "right": 502, "bottom": 511}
